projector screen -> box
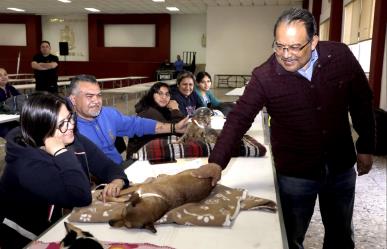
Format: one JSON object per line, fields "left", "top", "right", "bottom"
{"left": 0, "top": 24, "right": 27, "bottom": 46}
{"left": 104, "top": 24, "right": 156, "bottom": 47}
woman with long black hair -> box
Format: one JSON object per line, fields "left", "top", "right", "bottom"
{"left": 135, "top": 81, "right": 185, "bottom": 123}
{"left": 126, "top": 82, "right": 186, "bottom": 157}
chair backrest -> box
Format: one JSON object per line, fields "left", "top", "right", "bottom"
{"left": 114, "top": 136, "right": 127, "bottom": 154}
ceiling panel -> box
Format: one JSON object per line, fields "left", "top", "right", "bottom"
{"left": 252, "top": 0, "right": 266, "bottom": 6}
{"left": 240, "top": 0, "right": 253, "bottom": 6}
{"left": 0, "top": 0, "right": 302, "bottom": 15}
{"left": 215, "top": 0, "right": 230, "bottom": 7}
{"left": 264, "top": 0, "right": 280, "bottom": 5}
{"left": 228, "top": 0, "right": 242, "bottom": 6}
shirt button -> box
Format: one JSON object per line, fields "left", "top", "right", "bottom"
{"left": 317, "top": 64, "right": 322, "bottom": 68}
{"left": 327, "top": 54, "right": 332, "bottom": 58}
{"left": 322, "top": 130, "right": 327, "bottom": 135}
{"left": 316, "top": 106, "right": 322, "bottom": 111}
{"left": 310, "top": 84, "right": 315, "bottom": 89}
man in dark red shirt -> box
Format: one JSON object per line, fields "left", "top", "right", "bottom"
{"left": 193, "top": 8, "right": 374, "bottom": 249}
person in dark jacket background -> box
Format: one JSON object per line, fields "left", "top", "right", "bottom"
{"left": 0, "top": 68, "right": 21, "bottom": 137}
{"left": 170, "top": 71, "right": 204, "bottom": 116}
{"left": 0, "top": 93, "right": 128, "bottom": 249}
{"left": 193, "top": 8, "right": 375, "bottom": 249}
{"left": 0, "top": 68, "right": 20, "bottom": 102}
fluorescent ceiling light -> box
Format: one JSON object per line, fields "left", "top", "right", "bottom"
{"left": 49, "top": 18, "right": 65, "bottom": 23}
{"left": 84, "top": 7, "right": 101, "bottom": 12}
{"left": 166, "top": 7, "right": 179, "bottom": 11}
{"left": 57, "top": 0, "right": 71, "bottom": 3}
{"left": 152, "top": 0, "right": 165, "bottom": 2}
{"left": 7, "top": 7, "right": 25, "bottom": 12}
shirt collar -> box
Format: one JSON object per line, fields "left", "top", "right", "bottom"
{"left": 297, "top": 49, "right": 319, "bottom": 81}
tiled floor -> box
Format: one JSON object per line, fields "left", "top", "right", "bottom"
{"left": 304, "top": 155, "right": 386, "bottom": 249}
{"left": 0, "top": 86, "right": 385, "bottom": 249}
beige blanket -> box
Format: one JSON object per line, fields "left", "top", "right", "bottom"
{"left": 69, "top": 184, "right": 277, "bottom": 227}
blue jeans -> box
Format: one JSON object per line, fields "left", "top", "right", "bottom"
{"left": 278, "top": 167, "right": 356, "bottom": 249}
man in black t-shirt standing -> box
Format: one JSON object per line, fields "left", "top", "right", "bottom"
{"left": 31, "top": 41, "right": 59, "bottom": 93}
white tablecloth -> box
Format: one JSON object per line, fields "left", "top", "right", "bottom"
{"left": 36, "top": 115, "right": 287, "bottom": 249}
{"left": 0, "top": 114, "right": 20, "bottom": 124}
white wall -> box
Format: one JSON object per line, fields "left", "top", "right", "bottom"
{"left": 320, "top": 0, "right": 331, "bottom": 23}
{"left": 170, "top": 14, "right": 206, "bottom": 64}
{"left": 380, "top": 27, "right": 387, "bottom": 110}
{"left": 41, "top": 15, "right": 89, "bottom": 61}
{"left": 206, "top": 5, "right": 299, "bottom": 77}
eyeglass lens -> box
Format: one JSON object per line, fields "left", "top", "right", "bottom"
{"left": 58, "top": 114, "right": 75, "bottom": 133}
{"left": 273, "top": 40, "right": 310, "bottom": 53}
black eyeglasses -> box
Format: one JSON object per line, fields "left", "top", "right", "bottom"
{"left": 57, "top": 113, "right": 75, "bottom": 133}
{"left": 272, "top": 39, "right": 312, "bottom": 54}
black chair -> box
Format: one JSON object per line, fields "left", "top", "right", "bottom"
{"left": 114, "top": 137, "right": 127, "bottom": 154}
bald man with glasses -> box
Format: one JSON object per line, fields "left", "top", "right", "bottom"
{"left": 193, "top": 8, "right": 375, "bottom": 249}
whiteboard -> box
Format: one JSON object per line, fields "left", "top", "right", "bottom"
{"left": 0, "top": 24, "right": 26, "bottom": 46}
{"left": 104, "top": 24, "right": 155, "bottom": 47}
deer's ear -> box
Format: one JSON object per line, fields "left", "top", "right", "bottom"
{"left": 64, "top": 221, "right": 71, "bottom": 232}
{"left": 64, "top": 222, "right": 83, "bottom": 235}
{"left": 61, "top": 222, "right": 92, "bottom": 248}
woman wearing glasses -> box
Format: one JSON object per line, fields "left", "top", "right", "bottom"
{"left": 0, "top": 93, "right": 128, "bottom": 248}
{"left": 126, "top": 82, "right": 186, "bottom": 157}
{"left": 135, "top": 82, "right": 185, "bottom": 122}
{"left": 194, "top": 8, "right": 374, "bottom": 249}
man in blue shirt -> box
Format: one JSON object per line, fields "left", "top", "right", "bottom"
{"left": 174, "top": 54, "right": 184, "bottom": 76}
{"left": 68, "top": 74, "right": 188, "bottom": 165}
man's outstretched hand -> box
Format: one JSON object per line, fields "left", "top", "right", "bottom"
{"left": 191, "top": 163, "right": 222, "bottom": 186}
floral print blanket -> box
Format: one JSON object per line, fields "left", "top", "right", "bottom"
{"left": 68, "top": 184, "right": 276, "bottom": 227}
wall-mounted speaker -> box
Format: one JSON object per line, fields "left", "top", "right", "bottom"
{"left": 59, "top": 42, "right": 69, "bottom": 56}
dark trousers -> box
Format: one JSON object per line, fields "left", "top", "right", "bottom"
{"left": 35, "top": 84, "right": 58, "bottom": 94}
{"left": 278, "top": 167, "right": 356, "bottom": 249}
{"left": 0, "top": 223, "right": 31, "bottom": 249}
{"left": 0, "top": 121, "right": 19, "bottom": 138}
